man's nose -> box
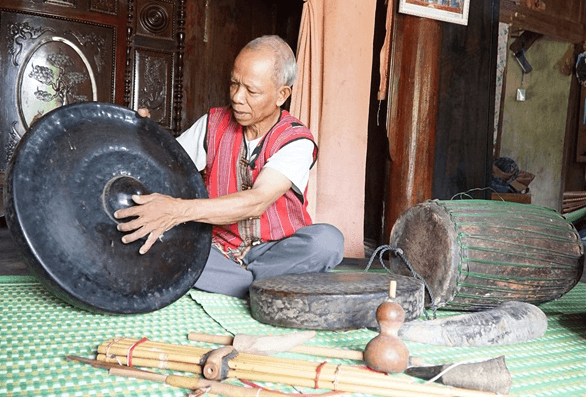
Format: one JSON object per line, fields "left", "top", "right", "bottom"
{"left": 231, "top": 86, "right": 246, "bottom": 104}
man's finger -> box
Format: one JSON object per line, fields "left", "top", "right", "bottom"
{"left": 139, "top": 232, "right": 159, "bottom": 255}
{"left": 117, "top": 218, "right": 142, "bottom": 232}
{"left": 120, "top": 225, "right": 152, "bottom": 244}
{"left": 114, "top": 207, "right": 137, "bottom": 220}
{"left": 137, "top": 108, "right": 151, "bottom": 118}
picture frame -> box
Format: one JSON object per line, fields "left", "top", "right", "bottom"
{"left": 398, "top": 0, "right": 470, "bottom": 26}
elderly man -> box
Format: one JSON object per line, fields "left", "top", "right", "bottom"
{"left": 114, "top": 35, "right": 344, "bottom": 298}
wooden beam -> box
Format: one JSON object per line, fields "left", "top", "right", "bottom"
{"left": 500, "top": 0, "right": 585, "bottom": 43}
{"left": 384, "top": 14, "right": 441, "bottom": 236}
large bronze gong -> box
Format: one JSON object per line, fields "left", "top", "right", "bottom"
{"left": 4, "top": 102, "right": 212, "bottom": 314}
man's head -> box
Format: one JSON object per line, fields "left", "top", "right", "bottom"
{"left": 229, "top": 35, "right": 297, "bottom": 137}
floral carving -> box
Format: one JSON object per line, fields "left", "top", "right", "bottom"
{"left": 66, "top": 31, "right": 106, "bottom": 73}
{"left": 29, "top": 49, "right": 89, "bottom": 106}
{"left": 138, "top": 55, "right": 166, "bottom": 116}
{"left": 7, "top": 22, "right": 55, "bottom": 66}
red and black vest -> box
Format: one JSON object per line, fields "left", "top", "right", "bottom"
{"left": 205, "top": 106, "right": 317, "bottom": 256}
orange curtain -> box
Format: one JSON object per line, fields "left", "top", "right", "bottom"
{"left": 291, "top": 0, "right": 377, "bottom": 257}
{"left": 290, "top": 0, "right": 323, "bottom": 219}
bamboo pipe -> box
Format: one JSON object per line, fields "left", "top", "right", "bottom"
{"left": 188, "top": 332, "right": 365, "bottom": 361}
{"left": 99, "top": 351, "right": 400, "bottom": 390}
{"left": 96, "top": 338, "right": 461, "bottom": 391}
{"left": 97, "top": 344, "right": 497, "bottom": 397}
{"left": 109, "top": 367, "right": 289, "bottom": 397}
{"left": 98, "top": 338, "right": 400, "bottom": 387}
{"left": 67, "top": 355, "right": 287, "bottom": 397}
{"left": 99, "top": 340, "right": 375, "bottom": 382}
{"left": 97, "top": 354, "right": 203, "bottom": 374}
{"left": 99, "top": 354, "right": 493, "bottom": 397}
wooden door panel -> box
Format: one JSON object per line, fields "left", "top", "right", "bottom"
{"left": 0, "top": 9, "right": 115, "bottom": 171}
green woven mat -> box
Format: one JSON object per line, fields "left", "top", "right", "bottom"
{"left": 2, "top": 275, "right": 586, "bottom": 397}
{"left": 191, "top": 285, "right": 586, "bottom": 397}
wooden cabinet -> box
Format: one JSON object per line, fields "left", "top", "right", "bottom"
{"left": 0, "top": 0, "right": 186, "bottom": 173}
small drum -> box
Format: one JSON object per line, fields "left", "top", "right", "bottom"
{"left": 249, "top": 272, "right": 425, "bottom": 330}
{"left": 389, "top": 200, "right": 584, "bottom": 311}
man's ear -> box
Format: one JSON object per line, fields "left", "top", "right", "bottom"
{"left": 276, "top": 86, "right": 292, "bottom": 107}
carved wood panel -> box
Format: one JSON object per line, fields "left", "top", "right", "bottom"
{"left": 125, "top": 0, "right": 184, "bottom": 134}
{"left": 0, "top": 9, "right": 115, "bottom": 171}
{"left": 133, "top": 48, "right": 174, "bottom": 128}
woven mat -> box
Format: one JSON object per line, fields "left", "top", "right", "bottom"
{"left": 2, "top": 275, "right": 586, "bottom": 397}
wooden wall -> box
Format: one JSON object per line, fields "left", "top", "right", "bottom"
{"left": 431, "top": 0, "right": 500, "bottom": 200}
{"left": 500, "top": 0, "right": 584, "bottom": 43}
{"left": 181, "top": 0, "right": 302, "bottom": 132}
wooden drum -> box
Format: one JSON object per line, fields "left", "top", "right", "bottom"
{"left": 249, "top": 272, "right": 425, "bottom": 330}
{"left": 389, "top": 200, "right": 584, "bottom": 311}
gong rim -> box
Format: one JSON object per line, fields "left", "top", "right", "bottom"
{"left": 5, "top": 102, "right": 212, "bottom": 314}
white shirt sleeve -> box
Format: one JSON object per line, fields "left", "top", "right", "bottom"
{"left": 264, "top": 138, "right": 315, "bottom": 194}
{"left": 176, "top": 114, "right": 208, "bottom": 171}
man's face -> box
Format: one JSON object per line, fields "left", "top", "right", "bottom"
{"left": 229, "top": 48, "right": 287, "bottom": 133}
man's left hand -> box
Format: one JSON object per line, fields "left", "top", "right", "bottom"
{"left": 114, "top": 193, "right": 185, "bottom": 255}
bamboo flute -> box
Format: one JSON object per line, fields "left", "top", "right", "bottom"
{"left": 67, "top": 355, "right": 289, "bottom": 397}
{"left": 97, "top": 340, "right": 497, "bottom": 397}
{"left": 99, "top": 354, "right": 493, "bottom": 397}
{"left": 108, "top": 367, "right": 290, "bottom": 397}
{"left": 97, "top": 354, "right": 204, "bottom": 374}
{"left": 98, "top": 339, "right": 386, "bottom": 384}
{"left": 188, "top": 332, "right": 364, "bottom": 361}
{"left": 98, "top": 351, "right": 403, "bottom": 388}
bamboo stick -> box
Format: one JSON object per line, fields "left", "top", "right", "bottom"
{"left": 97, "top": 354, "right": 204, "bottom": 374}
{"left": 188, "top": 332, "right": 365, "bottom": 361}
{"left": 97, "top": 340, "right": 497, "bottom": 397}
{"left": 68, "top": 355, "right": 290, "bottom": 397}
{"left": 99, "top": 340, "right": 376, "bottom": 382}
{"left": 109, "top": 367, "right": 290, "bottom": 397}
{"left": 98, "top": 339, "right": 408, "bottom": 387}
{"left": 100, "top": 355, "right": 493, "bottom": 397}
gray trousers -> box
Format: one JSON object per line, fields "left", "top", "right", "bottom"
{"left": 193, "top": 224, "right": 344, "bottom": 298}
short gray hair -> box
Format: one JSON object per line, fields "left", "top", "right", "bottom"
{"left": 243, "top": 35, "right": 298, "bottom": 87}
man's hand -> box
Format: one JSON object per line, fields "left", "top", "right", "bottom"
{"left": 137, "top": 108, "right": 151, "bottom": 118}
{"left": 114, "top": 193, "right": 185, "bottom": 255}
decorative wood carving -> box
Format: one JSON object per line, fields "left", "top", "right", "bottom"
{"left": 137, "top": 0, "right": 174, "bottom": 40}
{"left": 174, "top": 0, "right": 185, "bottom": 135}
{"left": 125, "top": 0, "right": 135, "bottom": 106}
{"left": 89, "top": 0, "right": 117, "bottom": 15}
{"left": 134, "top": 48, "right": 173, "bottom": 127}
{"left": 126, "top": 0, "right": 184, "bottom": 133}
{"left": 46, "top": 0, "right": 77, "bottom": 8}
{"left": 0, "top": 9, "right": 115, "bottom": 170}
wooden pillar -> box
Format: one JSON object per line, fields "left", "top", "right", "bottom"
{"left": 384, "top": 15, "right": 441, "bottom": 239}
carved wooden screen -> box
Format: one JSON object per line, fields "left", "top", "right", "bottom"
{"left": 127, "top": 0, "right": 185, "bottom": 134}
{"left": 0, "top": 9, "right": 115, "bottom": 172}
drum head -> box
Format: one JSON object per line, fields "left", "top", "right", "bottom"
{"left": 4, "top": 102, "right": 212, "bottom": 314}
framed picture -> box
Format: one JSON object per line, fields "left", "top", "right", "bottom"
{"left": 398, "top": 0, "right": 470, "bottom": 26}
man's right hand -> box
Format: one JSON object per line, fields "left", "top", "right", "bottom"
{"left": 137, "top": 108, "right": 151, "bottom": 118}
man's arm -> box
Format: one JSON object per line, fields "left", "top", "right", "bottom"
{"left": 114, "top": 167, "right": 292, "bottom": 254}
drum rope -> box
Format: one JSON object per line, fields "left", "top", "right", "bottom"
{"left": 365, "top": 245, "right": 438, "bottom": 319}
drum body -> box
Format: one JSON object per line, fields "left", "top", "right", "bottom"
{"left": 250, "top": 272, "right": 425, "bottom": 330}
{"left": 389, "top": 200, "right": 584, "bottom": 311}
